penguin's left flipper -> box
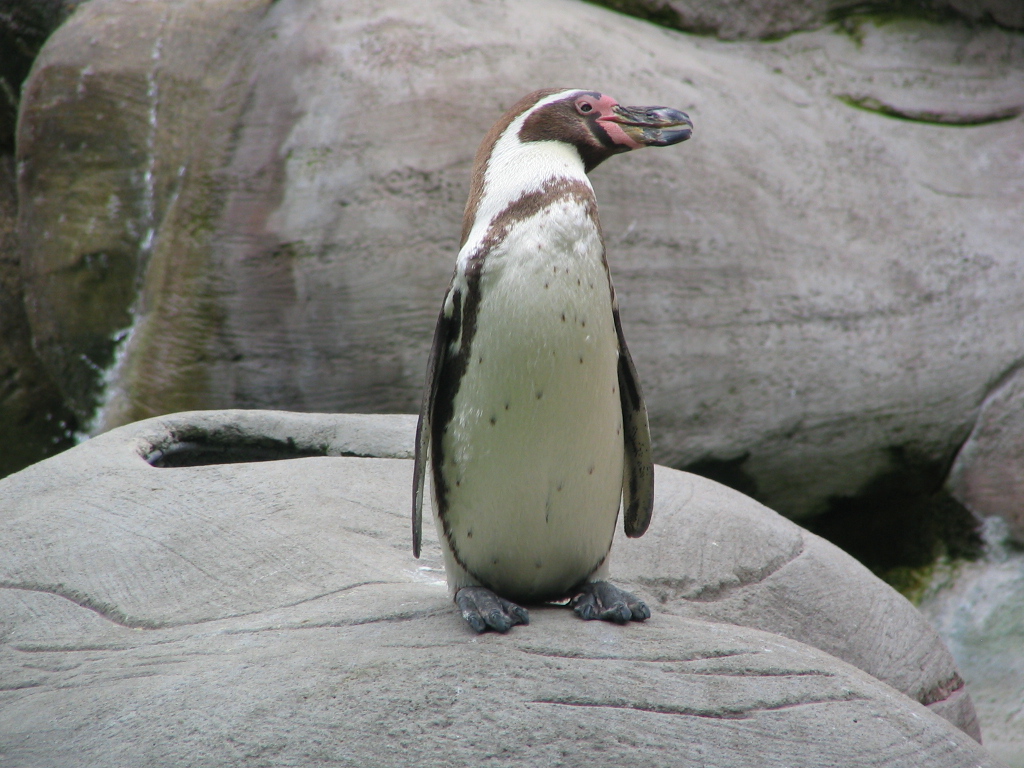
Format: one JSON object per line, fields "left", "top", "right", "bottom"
{"left": 613, "top": 304, "right": 654, "bottom": 539}
{"left": 571, "top": 581, "right": 651, "bottom": 623}
{"left": 455, "top": 586, "right": 530, "bottom": 634}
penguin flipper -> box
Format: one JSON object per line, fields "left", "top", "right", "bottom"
{"left": 412, "top": 301, "right": 452, "bottom": 558}
{"left": 613, "top": 305, "right": 654, "bottom": 538}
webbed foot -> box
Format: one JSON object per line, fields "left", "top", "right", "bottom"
{"left": 455, "top": 586, "right": 530, "bottom": 633}
{"left": 570, "top": 581, "right": 650, "bottom": 624}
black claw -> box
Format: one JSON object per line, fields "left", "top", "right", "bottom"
{"left": 455, "top": 586, "right": 529, "bottom": 634}
{"left": 602, "top": 602, "right": 632, "bottom": 624}
{"left": 463, "top": 610, "right": 487, "bottom": 634}
{"left": 571, "top": 581, "right": 650, "bottom": 625}
{"left": 487, "top": 609, "right": 511, "bottom": 633}
{"left": 631, "top": 601, "right": 652, "bottom": 621}
{"left": 576, "top": 600, "right": 598, "bottom": 621}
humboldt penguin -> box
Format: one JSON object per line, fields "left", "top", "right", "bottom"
{"left": 412, "top": 89, "right": 692, "bottom": 633}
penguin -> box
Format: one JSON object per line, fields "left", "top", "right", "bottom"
{"left": 412, "top": 89, "right": 692, "bottom": 633}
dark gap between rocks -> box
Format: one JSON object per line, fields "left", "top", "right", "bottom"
{"left": 682, "top": 446, "right": 984, "bottom": 598}
{"left": 803, "top": 447, "right": 984, "bottom": 596}
{"left": 682, "top": 453, "right": 760, "bottom": 499}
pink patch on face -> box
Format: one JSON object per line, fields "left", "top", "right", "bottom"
{"left": 592, "top": 94, "right": 643, "bottom": 149}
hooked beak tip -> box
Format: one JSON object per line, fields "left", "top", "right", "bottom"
{"left": 607, "top": 106, "right": 693, "bottom": 147}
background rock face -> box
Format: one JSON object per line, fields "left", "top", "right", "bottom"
{"left": 0, "top": 411, "right": 998, "bottom": 765}
{"left": 15, "top": 0, "right": 271, "bottom": 423}
{"left": 12, "top": 0, "right": 1024, "bottom": 543}
{"left": 0, "top": 0, "right": 83, "bottom": 477}
{"left": 590, "top": 0, "right": 1024, "bottom": 39}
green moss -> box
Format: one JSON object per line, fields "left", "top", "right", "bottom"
{"left": 830, "top": 1, "right": 965, "bottom": 33}
{"left": 881, "top": 555, "right": 969, "bottom": 605}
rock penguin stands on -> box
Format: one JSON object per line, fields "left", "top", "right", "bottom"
{"left": 412, "top": 89, "right": 692, "bottom": 633}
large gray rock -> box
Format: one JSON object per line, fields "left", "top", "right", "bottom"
{"left": 948, "top": 366, "right": 1024, "bottom": 543}
{"left": 0, "top": 410, "right": 992, "bottom": 765}
{"left": 613, "top": 473, "right": 980, "bottom": 734}
{"left": 13, "top": 0, "right": 1024, "bottom": 527}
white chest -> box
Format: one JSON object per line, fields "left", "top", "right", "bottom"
{"left": 435, "top": 198, "right": 624, "bottom": 602}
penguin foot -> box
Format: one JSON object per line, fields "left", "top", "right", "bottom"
{"left": 571, "top": 581, "right": 650, "bottom": 624}
{"left": 455, "top": 587, "right": 530, "bottom": 634}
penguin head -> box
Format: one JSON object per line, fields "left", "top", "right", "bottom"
{"left": 518, "top": 89, "right": 692, "bottom": 172}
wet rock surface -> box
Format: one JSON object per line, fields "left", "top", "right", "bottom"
{"left": 0, "top": 159, "right": 77, "bottom": 478}
{"left": 0, "top": 411, "right": 998, "bottom": 766}
{"left": 921, "top": 519, "right": 1024, "bottom": 768}
{"left": 0, "top": 0, "right": 84, "bottom": 476}
{"left": 15, "top": 0, "right": 271, "bottom": 423}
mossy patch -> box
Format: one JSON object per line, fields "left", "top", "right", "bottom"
{"left": 830, "top": 1, "right": 965, "bottom": 38}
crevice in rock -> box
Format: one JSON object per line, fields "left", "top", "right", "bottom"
{"left": 979, "top": 357, "right": 1024, "bottom": 405}
{"left": 12, "top": 643, "right": 135, "bottom": 654}
{"left": 0, "top": 582, "right": 164, "bottom": 629}
{"left": 140, "top": 419, "right": 409, "bottom": 466}
{"left": 0, "top": 680, "right": 44, "bottom": 691}
{"left": 531, "top": 692, "right": 865, "bottom": 719}
{"left": 837, "top": 94, "right": 1023, "bottom": 126}
{"left": 634, "top": 537, "right": 805, "bottom": 603}
{"left": 515, "top": 646, "right": 755, "bottom": 663}
{"left": 920, "top": 671, "right": 965, "bottom": 706}
{"left": 0, "top": 579, "right": 391, "bottom": 631}
{"left": 220, "top": 609, "right": 448, "bottom": 635}
{"left": 144, "top": 436, "right": 330, "bottom": 467}
{"left": 675, "top": 668, "right": 837, "bottom": 679}
{"left": 690, "top": 544, "right": 806, "bottom": 601}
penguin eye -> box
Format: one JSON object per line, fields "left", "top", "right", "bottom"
{"left": 576, "top": 100, "right": 594, "bottom": 115}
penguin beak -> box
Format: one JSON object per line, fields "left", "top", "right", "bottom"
{"left": 601, "top": 105, "right": 693, "bottom": 147}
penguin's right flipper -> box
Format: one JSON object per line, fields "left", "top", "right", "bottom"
{"left": 455, "top": 587, "right": 530, "bottom": 633}
{"left": 412, "top": 298, "right": 454, "bottom": 558}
